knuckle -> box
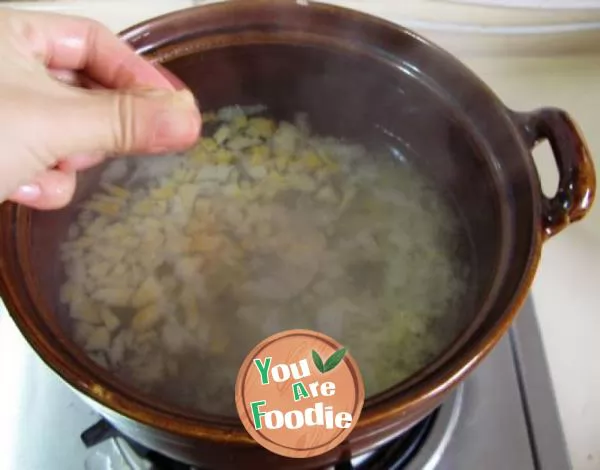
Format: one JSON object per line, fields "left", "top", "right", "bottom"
{"left": 82, "top": 18, "right": 106, "bottom": 38}
{"left": 111, "top": 93, "right": 139, "bottom": 153}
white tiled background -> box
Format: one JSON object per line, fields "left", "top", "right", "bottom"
{"left": 8, "top": 0, "right": 600, "bottom": 55}
{"left": 450, "top": 0, "right": 600, "bottom": 7}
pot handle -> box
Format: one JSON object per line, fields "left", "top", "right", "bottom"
{"left": 513, "top": 107, "right": 596, "bottom": 239}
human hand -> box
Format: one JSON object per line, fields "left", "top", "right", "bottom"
{"left": 0, "top": 9, "right": 202, "bottom": 210}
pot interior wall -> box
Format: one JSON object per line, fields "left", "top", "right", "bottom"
{"left": 26, "top": 41, "right": 504, "bottom": 406}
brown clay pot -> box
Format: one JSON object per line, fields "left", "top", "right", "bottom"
{"left": 0, "top": 1, "right": 595, "bottom": 468}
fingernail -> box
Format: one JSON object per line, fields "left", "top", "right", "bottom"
{"left": 154, "top": 63, "right": 186, "bottom": 90}
{"left": 134, "top": 87, "right": 174, "bottom": 98}
{"left": 135, "top": 88, "right": 196, "bottom": 106}
{"left": 171, "top": 89, "right": 197, "bottom": 109}
{"left": 14, "top": 184, "right": 41, "bottom": 201}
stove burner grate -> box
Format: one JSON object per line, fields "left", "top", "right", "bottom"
{"left": 80, "top": 410, "right": 437, "bottom": 470}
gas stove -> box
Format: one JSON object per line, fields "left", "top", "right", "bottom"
{"left": 0, "top": 297, "right": 570, "bottom": 469}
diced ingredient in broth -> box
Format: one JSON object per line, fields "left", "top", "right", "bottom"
{"left": 59, "top": 105, "right": 471, "bottom": 417}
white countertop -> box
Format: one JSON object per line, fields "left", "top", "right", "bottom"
{"left": 465, "top": 55, "right": 600, "bottom": 470}
{"left": 1, "top": 2, "right": 599, "bottom": 469}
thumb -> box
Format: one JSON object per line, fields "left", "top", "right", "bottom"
{"left": 47, "top": 87, "right": 201, "bottom": 158}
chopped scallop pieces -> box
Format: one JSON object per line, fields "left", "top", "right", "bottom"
{"left": 189, "top": 234, "right": 222, "bottom": 253}
{"left": 62, "top": 106, "right": 455, "bottom": 414}
{"left": 315, "top": 185, "right": 338, "bottom": 204}
{"left": 178, "top": 184, "right": 200, "bottom": 211}
{"left": 87, "top": 261, "right": 112, "bottom": 282}
{"left": 135, "top": 330, "right": 158, "bottom": 349}
{"left": 247, "top": 165, "right": 267, "bottom": 180}
{"left": 131, "top": 199, "right": 157, "bottom": 216}
{"left": 196, "top": 165, "right": 233, "bottom": 182}
{"left": 85, "top": 326, "right": 111, "bottom": 352}
{"left": 150, "top": 185, "right": 177, "bottom": 200}
{"left": 181, "top": 284, "right": 204, "bottom": 323}
{"left": 247, "top": 117, "right": 275, "bottom": 139}
{"left": 89, "top": 352, "right": 109, "bottom": 368}
{"left": 91, "top": 288, "right": 131, "bottom": 308}
{"left": 227, "top": 135, "right": 259, "bottom": 151}
{"left": 213, "top": 125, "right": 231, "bottom": 145}
{"left": 272, "top": 121, "right": 300, "bottom": 159}
{"left": 100, "top": 182, "right": 130, "bottom": 199}
{"left": 131, "top": 276, "right": 161, "bottom": 308}
{"left": 201, "top": 137, "right": 218, "bottom": 152}
{"left": 83, "top": 200, "right": 121, "bottom": 217}
{"left": 213, "top": 148, "right": 234, "bottom": 165}
{"left": 230, "top": 114, "right": 248, "bottom": 132}
{"left": 174, "top": 257, "right": 204, "bottom": 282}
{"left": 298, "top": 150, "right": 322, "bottom": 170}
{"left": 138, "top": 218, "right": 163, "bottom": 236}
{"left": 217, "top": 105, "right": 245, "bottom": 122}
{"left": 249, "top": 145, "right": 270, "bottom": 165}
{"left": 101, "top": 308, "right": 121, "bottom": 332}
{"left": 164, "top": 231, "right": 192, "bottom": 255}
{"left": 131, "top": 304, "right": 162, "bottom": 333}
{"left": 72, "top": 236, "right": 94, "bottom": 250}
{"left": 60, "top": 283, "right": 74, "bottom": 304}
{"left": 108, "top": 331, "right": 127, "bottom": 367}
{"left": 287, "top": 174, "right": 318, "bottom": 192}
{"left": 221, "top": 183, "right": 241, "bottom": 197}
{"left": 100, "top": 246, "right": 126, "bottom": 264}
{"left": 70, "top": 303, "right": 102, "bottom": 325}
{"left": 140, "top": 232, "right": 166, "bottom": 253}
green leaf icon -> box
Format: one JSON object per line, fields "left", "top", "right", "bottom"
{"left": 323, "top": 347, "right": 347, "bottom": 372}
{"left": 312, "top": 350, "right": 325, "bottom": 373}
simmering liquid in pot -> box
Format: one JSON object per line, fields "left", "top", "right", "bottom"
{"left": 58, "top": 106, "right": 472, "bottom": 416}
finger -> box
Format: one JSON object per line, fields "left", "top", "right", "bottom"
{"left": 154, "top": 63, "right": 188, "bottom": 91}
{"left": 48, "top": 69, "right": 106, "bottom": 93}
{"left": 8, "top": 169, "right": 76, "bottom": 210}
{"left": 58, "top": 152, "right": 106, "bottom": 172}
{"left": 45, "top": 87, "right": 201, "bottom": 157}
{"left": 9, "top": 10, "right": 175, "bottom": 90}
{"left": 49, "top": 64, "right": 185, "bottom": 93}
